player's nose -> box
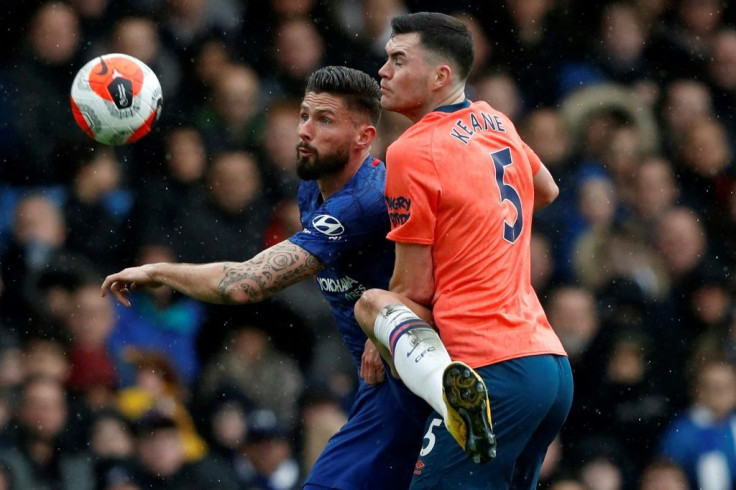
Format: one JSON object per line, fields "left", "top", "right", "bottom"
{"left": 378, "top": 60, "right": 391, "bottom": 79}
{"left": 297, "top": 121, "right": 312, "bottom": 141}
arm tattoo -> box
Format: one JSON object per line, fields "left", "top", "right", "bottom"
{"left": 217, "top": 241, "right": 323, "bottom": 303}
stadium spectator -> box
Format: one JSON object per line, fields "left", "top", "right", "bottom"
{"left": 645, "top": 0, "right": 723, "bottom": 82}
{"left": 452, "top": 11, "right": 494, "bottom": 84}
{"left": 195, "top": 63, "right": 265, "bottom": 153}
{"left": 629, "top": 156, "right": 680, "bottom": 230}
{"left": 62, "top": 281, "right": 118, "bottom": 409}
{"left": 129, "top": 410, "right": 238, "bottom": 489}
{"left": 258, "top": 98, "right": 304, "bottom": 201}
{"left": 3, "top": 1, "right": 86, "bottom": 185}
{"left": 639, "top": 459, "right": 691, "bottom": 490}
{"left": 195, "top": 386, "right": 252, "bottom": 470}
{"left": 708, "top": 28, "right": 736, "bottom": 141}
{"left": 595, "top": 2, "right": 653, "bottom": 85}
{"left": 495, "top": 0, "right": 569, "bottom": 106}
{"left": 89, "top": 409, "right": 138, "bottom": 489}
{"left": 198, "top": 323, "right": 304, "bottom": 428}
{"left": 0, "top": 376, "right": 95, "bottom": 489}
{"left": 117, "top": 351, "right": 207, "bottom": 462}
{"left": 472, "top": 71, "right": 524, "bottom": 122}
{"left": 69, "top": 0, "right": 116, "bottom": 52}
{"left": 673, "top": 119, "right": 734, "bottom": 230}
{"left": 582, "top": 331, "right": 670, "bottom": 477}
{"left": 22, "top": 337, "right": 67, "bottom": 382}
{"left": 241, "top": 408, "right": 300, "bottom": 490}
{"left": 658, "top": 359, "right": 736, "bottom": 489}
{"left": 172, "top": 150, "right": 271, "bottom": 263}
{"left": 0, "top": 195, "right": 70, "bottom": 330}
{"left": 63, "top": 144, "right": 131, "bottom": 273}
{"left": 659, "top": 79, "right": 714, "bottom": 160}
{"left": 546, "top": 286, "right": 600, "bottom": 367}
{"left": 111, "top": 243, "right": 205, "bottom": 386}
{"left": 128, "top": 126, "right": 208, "bottom": 248}
{"left": 330, "top": 0, "right": 408, "bottom": 77}
{"left": 296, "top": 385, "right": 348, "bottom": 476}
{"left": 260, "top": 18, "right": 326, "bottom": 103}
{"left": 547, "top": 476, "right": 586, "bottom": 490}
{"left": 157, "top": 0, "right": 243, "bottom": 63}
{"left": 579, "top": 454, "right": 625, "bottom": 490}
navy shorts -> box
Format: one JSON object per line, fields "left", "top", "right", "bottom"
{"left": 304, "top": 373, "right": 431, "bottom": 490}
{"left": 411, "top": 354, "right": 573, "bottom": 490}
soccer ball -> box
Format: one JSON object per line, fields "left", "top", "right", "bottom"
{"left": 70, "top": 53, "right": 163, "bottom": 146}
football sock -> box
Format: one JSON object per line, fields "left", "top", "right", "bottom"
{"left": 374, "top": 303, "right": 450, "bottom": 420}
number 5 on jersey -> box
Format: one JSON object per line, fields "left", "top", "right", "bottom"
{"left": 491, "top": 147, "right": 523, "bottom": 243}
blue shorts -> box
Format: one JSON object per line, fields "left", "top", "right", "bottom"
{"left": 304, "top": 374, "right": 431, "bottom": 490}
{"left": 411, "top": 355, "right": 573, "bottom": 490}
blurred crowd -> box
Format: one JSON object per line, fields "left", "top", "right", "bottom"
{"left": 1, "top": 0, "right": 736, "bottom": 488}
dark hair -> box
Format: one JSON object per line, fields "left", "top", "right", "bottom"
{"left": 305, "top": 66, "right": 382, "bottom": 125}
{"left": 391, "top": 12, "right": 474, "bottom": 81}
{"left": 133, "top": 410, "right": 178, "bottom": 438}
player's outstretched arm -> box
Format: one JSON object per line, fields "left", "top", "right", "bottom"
{"left": 101, "top": 240, "right": 324, "bottom": 307}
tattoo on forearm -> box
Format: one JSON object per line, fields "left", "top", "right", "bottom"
{"left": 217, "top": 242, "right": 322, "bottom": 303}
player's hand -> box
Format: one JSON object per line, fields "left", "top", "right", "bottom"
{"left": 101, "top": 264, "right": 162, "bottom": 307}
{"left": 360, "top": 339, "right": 386, "bottom": 385}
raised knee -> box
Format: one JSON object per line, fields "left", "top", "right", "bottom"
{"left": 354, "top": 288, "right": 380, "bottom": 317}
{"left": 354, "top": 288, "right": 387, "bottom": 332}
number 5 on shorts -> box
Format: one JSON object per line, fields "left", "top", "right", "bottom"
{"left": 420, "top": 418, "right": 444, "bottom": 456}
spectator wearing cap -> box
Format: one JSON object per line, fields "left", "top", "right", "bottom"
{"left": 195, "top": 386, "right": 252, "bottom": 470}
{"left": 241, "top": 408, "right": 300, "bottom": 490}
{"left": 130, "top": 410, "right": 238, "bottom": 490}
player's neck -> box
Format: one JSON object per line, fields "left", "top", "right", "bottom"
{"left": 406, "top": 87, "right": 467, "bottom": 123}
{"left": 317, "top": 150, "right": 370, "bottom": 200}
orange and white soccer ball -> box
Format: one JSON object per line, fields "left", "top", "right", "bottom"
{"left": 70, "top": 53, "right": 163, "bottom": 146}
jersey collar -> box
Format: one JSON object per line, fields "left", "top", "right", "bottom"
{"left": 433, "top": 99, "right": 471, "bottom": 113}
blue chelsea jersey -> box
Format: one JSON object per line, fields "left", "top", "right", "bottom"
{"left": 289, "top": 157, "right": 394, "bottom": 367}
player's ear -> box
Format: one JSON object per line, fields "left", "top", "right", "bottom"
{"left": 434, "top": 64, "right": 452, "bottom": 89}
{"left": 356, "top": 124, "right": 377, "bottom": 148}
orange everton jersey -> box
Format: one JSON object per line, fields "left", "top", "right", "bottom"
{"left": 385, "top": 100, "right": 566, "bottom": 368}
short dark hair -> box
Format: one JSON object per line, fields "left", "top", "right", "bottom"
{"left": 391, "top": 12, "right": 474, "bottom": 81}
{"left": 305, "top": 66, "right": 382, "bottom": 125}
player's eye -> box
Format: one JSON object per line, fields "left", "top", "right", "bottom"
{"left": 321, "top": 117, "right": 331, "bottom": 125}
{"left": 299, "top": 113, "right": 308, "bottom": 122}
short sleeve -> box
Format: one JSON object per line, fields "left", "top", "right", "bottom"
{"left": 384, "top": 141, "right": 439, "bottom": 245}
{"left": 289, "top": 189, "right": 388, "bottom": 267}
{"left": 522, "top": 141, "right": 542, "bottom": 175}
